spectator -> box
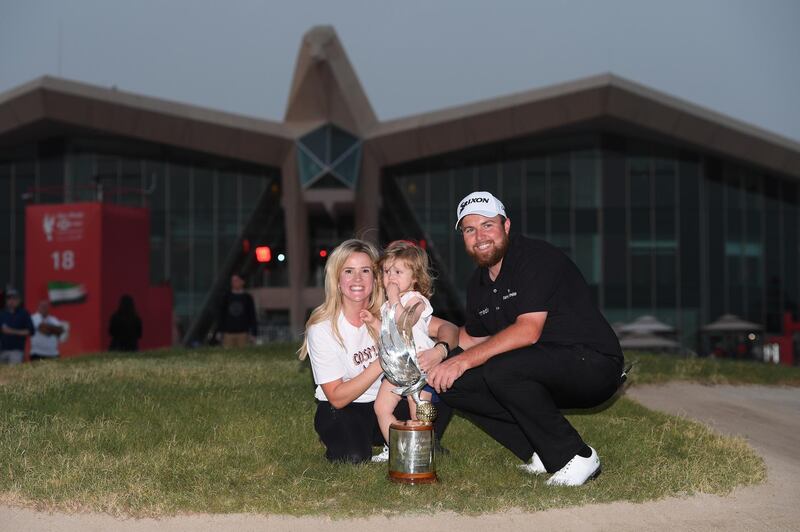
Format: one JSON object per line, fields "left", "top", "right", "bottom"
{"left": 30, "top": 300, "right": 67, "bottom": 361}
{"left": 0, "top": 286, "right": 35, "bottom": 365}
{"left": 109, "top": 294, "right": 142, "bottom": 351}
{"left": 217, "top": 274, "right": 257, "bottom": 348}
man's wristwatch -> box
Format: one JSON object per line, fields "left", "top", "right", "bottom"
{"left": 433, "top": 341, "right": 450, "bottom": 359}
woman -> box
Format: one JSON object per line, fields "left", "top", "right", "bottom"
{"left": 298, "top": 239, "right": 456, "bottom": 463}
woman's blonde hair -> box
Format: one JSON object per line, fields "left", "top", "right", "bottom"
{"left": 297, "top": 239, "right": 384, "bottom": 360}
{"left": 379, "top": 240, "right": 435, "bottom": 298}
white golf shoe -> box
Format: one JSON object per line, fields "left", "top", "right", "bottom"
{"left": 518, "top": 452, "right": 547, "bottom": 475}
{"left": 371, "top": 444, "right": 389, "bottom": 463}
{"left": 546, "top": 446, "right": 601, "bottom": 486}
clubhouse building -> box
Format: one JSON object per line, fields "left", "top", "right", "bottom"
{"left": 1, "top": 26, "right": 799, "bottom": 350}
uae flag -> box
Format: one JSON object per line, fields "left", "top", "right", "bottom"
{"left": 48, "top": 281, "right": 87, "bottom": 305}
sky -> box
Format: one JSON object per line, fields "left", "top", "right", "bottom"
{"left": 1, "top": 0, "right": 799, "bottom": 142}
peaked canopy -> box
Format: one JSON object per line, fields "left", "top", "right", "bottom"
{"left": 619, "top": 315, "right": 676, "bottom": 334}
{"left": 701, "top": 314, "right": 763, "bottom": 333}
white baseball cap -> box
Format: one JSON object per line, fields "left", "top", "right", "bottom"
{"left": 455, "top": 191, "right": 507, "bottom": 230}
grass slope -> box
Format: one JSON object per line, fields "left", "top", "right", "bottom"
{"left": 0, "top": 346, "right": 777, "bottom": 517}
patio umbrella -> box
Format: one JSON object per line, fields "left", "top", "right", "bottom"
{"left": 701, "top": 314, "right": 763, "bottom": 332}
{"left": 619, "top": 331, "right": 681, "bottom": 350}
{"left": 610, "top": 322, "right": 627, "bottom": 336}
{"left": 619, "top": 315, "right": 676, "bottom": 334}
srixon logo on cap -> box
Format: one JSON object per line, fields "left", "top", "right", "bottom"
{"left": 459, "top": 196, "right": 490, "bottom": 214}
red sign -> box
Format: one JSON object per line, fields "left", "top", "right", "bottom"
{"left": 25, "top": 203, "right": 172, "bottom": 357}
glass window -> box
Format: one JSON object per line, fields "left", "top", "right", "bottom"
{"left": 502, "top": 160, "right": 523, "bottom": 233}
{"left": 169, "top": 164, "right": 192, "bottom": 315}
{"left": 332, "top": 146, "right": 361, "bottom": 187}
{"left": 37, "top": 157, "right": 64, "bottom": 203}
{"left": 297, "top": 124, "right": 360, "bottom": 189}
{"left": 300, "top": 127, "right": 327, "bottom": 162}
{"left": 297, "top": 147, "right": 324, "bottom": 187}
{"left": 574, "top": 234, "right": 600, "bottom": 285}
{"left": 679, "top": 159, "right": 701, "bottom": 307}
{"left": 216, "top": 171, "right": 239, "bottom": 277}
{"left": 428, "top": 170, "right": 450, "bottom": 255}
{"left": 783, "top": 181, "right": 799, "bottom": 318}
{"left": 450, "top": 167, "right": 475, "bottom": 294}
{"left": 525, "top": 157, "right": 546, "bottom": 238}
{"left": 549, "top": 154, "right": 570, "bottom": 208}
{"left": 14, "top": 161, "right": 36, "bottom": 285}
{"left": 573, "top": 151, "right": 599, "bottom": 209}
{"left": 477, "top": 164, "right": 498, "bottom": 194}
{"left": 330, "top": 125, "right": 358, "bottom": 162}
{"left": 69, "top": 153, "right": 97, "bottom": 202}
{"left": 241, "top": 173, "right": 267, "bottom": 216}
{"left": 398, "top": 172, "right": 428, "bottom": 228}
{"left": 145, "top": 160, "right": 167, "bottom": 284}
{"left": 630, "top": 250, "right": 652, "bottom": 309}
{"left": 0, "top": 163, "right": 11, "bottom": 286}
{"left": 705, "top": 163, "right": 725, "bottom": 322}
{"left": 602, "top": 151, "right": 627, "bottom": 309}
{"left": 724, "top": 171, "right": 744, "bottom": 316}
{"left": 193, "top": 167, "right": 215, "bottom": 292}
{"left": 119, "top": 158, "right": 143, "bottom": 206}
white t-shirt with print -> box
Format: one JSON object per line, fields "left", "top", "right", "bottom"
{"left": 381, "top": 291, "right": 435, "bottom": 353}
{"left": 307, "top": 312, "right": 382, "bottom": 403}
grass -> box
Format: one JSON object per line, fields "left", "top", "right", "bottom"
{"left": 626, "top": 351, "right": 800, "bottom": 385}
{"left": 0, "top": 346, "right": 788, "bottom": 517}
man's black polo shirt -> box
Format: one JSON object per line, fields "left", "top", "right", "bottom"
{"left": 464, "top": 234, "right": 622, "bottom": 359}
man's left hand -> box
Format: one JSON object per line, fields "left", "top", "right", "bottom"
{"left": 427, "top": 356, "right": 470, "bottom": 393}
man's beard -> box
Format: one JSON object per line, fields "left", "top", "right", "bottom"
{"left": 467, "top": 233, "right": 510, "bottom": 268}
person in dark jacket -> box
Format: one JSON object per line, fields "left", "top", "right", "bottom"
{"left": 109, "top": 294, "right": 142, "bottom": 351}
{"left": 217, "top": 274, "right": 258, "bottom": 348}
{"left": 0, "top": 286, "right": 35, "bottom": 364}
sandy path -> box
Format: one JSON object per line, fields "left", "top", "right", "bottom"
{"left": 2, "top": 383, "right": 799, "bottom": 531}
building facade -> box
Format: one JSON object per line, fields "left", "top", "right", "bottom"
{"left": 1, "top": 26, "right": 799, "bottom": 349}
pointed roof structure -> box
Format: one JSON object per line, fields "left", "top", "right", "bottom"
{"left": 284, "top": 26, "right": 377, "bottom": 136}
{"left": 701, "top": 314, "right": 763, "bottom": 332}
{"left": 619, "top": 315, "right": 676, "bottom": 335}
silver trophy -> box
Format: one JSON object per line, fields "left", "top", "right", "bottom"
{"left": 378, "top": 302, "right": 437, "bottom": 422}
{"left": 378, "top": 302, "right": 438, "bottom": 483}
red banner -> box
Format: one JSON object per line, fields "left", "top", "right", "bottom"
{"left": 25, "top": 203, "right": 172, "bottom": 357}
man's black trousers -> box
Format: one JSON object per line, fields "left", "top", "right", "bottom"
{"left": 439, "top": 343, "right": 623, "bottom": 472}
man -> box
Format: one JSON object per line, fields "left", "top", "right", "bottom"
{"left": 30, "top": 300, "right": 67, "bottom": 361}
{"left": 428, "top": 191, "right": 624, "bottom": 487}
{"left": 0, "top": 287, "right": 35, "bottom": 365}
{"left": 217, "top": 274, "right": 258, "bottom": 348}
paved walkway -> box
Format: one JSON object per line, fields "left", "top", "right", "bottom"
{"left": 2, "top": 383, "right": 799, "bottom": 531}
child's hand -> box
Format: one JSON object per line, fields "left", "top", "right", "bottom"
{"left": 386, "top": 282, "right": 401, "bottom": 305}
{"left": 417, "top": 345, "right": 446, "bottom": 373}
{"left": 359, "top": 309, "right": 375, "bottom": 325}
{"left": 360, "top": 310, "right": 381, "bottom": 333}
